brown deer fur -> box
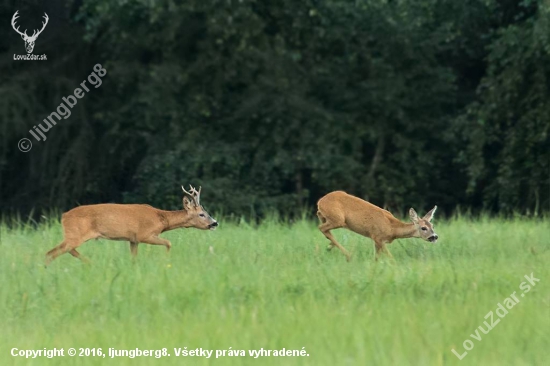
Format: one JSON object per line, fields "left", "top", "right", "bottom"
{"left": 317, "top": 191, "right": 438, "bottom": 261}
{"left": 45, "top": 186, "right": 217, "bottom": 264}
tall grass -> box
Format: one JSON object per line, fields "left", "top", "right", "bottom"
{"left": 0, "top": 215, "right": 548, "bottom": 365}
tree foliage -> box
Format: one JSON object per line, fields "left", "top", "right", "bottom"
{"left": 0, "top": 0, "right": 548, "bottom": 217}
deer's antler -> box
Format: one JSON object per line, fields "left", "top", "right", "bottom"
{"left": 11, "top": 11, "right": 28, "bottom": 38}
{"left": 181, "top": 185, "right": 201, "bottom": 206}
{"left": 31, "top": 13, "right": 49, "bottom": 39}
{"left": 11, "top": 11, "right": 49, "bottom": 40}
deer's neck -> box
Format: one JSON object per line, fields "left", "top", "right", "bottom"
{"left": 160, "top": 210, "right": 192, "bottom": 232}
{"left": 390, "top": 220, "right": 419, "bottom": 241}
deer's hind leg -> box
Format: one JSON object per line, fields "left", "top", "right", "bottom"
{"left": 317, "top": 211, "right": 334, "bottom": 251}
{"left": 46, "top": 218, "right": 95, "bottom": 265}
{"left": 69, "top": 249, "right": 90, "bottom": 263}
{"left": 45, "top": 241, "right": 71, "bottom": 265}
{"left": 46, "top": 238, "right": 91, "bottom": 265}
{"left": 317, "top": 211, "right": 351, "bottom": 261}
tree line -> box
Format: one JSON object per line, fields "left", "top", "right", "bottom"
{"left": 0, "top": 0, "right": 548, "bottom": 218}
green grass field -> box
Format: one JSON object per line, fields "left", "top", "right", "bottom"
{"left": 0, "top": 215, "right": 548, "bottom": 365}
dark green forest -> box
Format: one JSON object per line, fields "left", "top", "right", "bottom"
{"left": 1, "top": 0, "right": 548, "bottom": 218}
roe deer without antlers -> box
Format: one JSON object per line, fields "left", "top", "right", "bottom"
{"left": 45, "top": 185, "right": 218, "bottom": 265}
{"left": 317, "top": 191, "right": 438, "bottom": 261}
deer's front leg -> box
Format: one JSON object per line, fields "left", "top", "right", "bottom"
{"left": 129, "top": 241, "right": 139, "bottom": 257}
{"left": 141, "top": 236, "right": 172, "bottom": 252}
{"left": 374, "top": 241, "right": 383, "bottom": 260}
{"left": 374, "top": 241, "right": 393, "bottom": 260}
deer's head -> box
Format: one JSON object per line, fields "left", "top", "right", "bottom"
{"left": 409, "top": 206, "right": 438, "bottom": 243}
{"left": 12, "top": 11, "right": 49, "bottom": 54}
{"left": 182, "top": 185, "right": 218, "bottom": 230}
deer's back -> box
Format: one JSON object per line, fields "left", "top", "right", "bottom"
{"left": 62, "top": 204, "right": 163, "bottom": 238}
{"left": 318, "top": 191, "right": 396, "bottom": 237}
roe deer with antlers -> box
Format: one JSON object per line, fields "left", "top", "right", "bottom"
{"left": 45, "top": 185, "right": 217, "bottom": 264}
{"left": 317, "top": 191, "right": 438, "bottom": 261}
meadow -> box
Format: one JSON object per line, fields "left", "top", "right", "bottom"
{"left": 0, "top": 215, "right": 548, "bottom": 365}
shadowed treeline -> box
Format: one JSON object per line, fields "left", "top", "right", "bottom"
{"left": 0, "top": 0, "right": 548, "bottom": 218}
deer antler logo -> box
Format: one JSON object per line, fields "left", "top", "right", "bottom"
{"left": 11, "top": 10, "right": 49, "bottom": 54}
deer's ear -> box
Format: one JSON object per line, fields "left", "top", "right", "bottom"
{"left": 423, "top": 205, "right": 437, "bottom": 222}
{"left": 409, "top": 208, "right": 419, "bottom": 224}
{"left": 183, "top": 196, "right": 193, "bottom": 211}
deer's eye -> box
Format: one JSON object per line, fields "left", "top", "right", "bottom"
{"left": 421, "top": 227, "right": 427, "bottom": 231}
{"left": 199, "top": 213, "right": 206, "bottom": 217}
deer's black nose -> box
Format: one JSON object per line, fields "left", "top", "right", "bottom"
{"left": 210, "top": 222, "right": 218, "bottom": 228}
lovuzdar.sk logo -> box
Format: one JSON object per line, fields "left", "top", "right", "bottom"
{"left": 12, "top": 10, "right": 48, "bottom": 61}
